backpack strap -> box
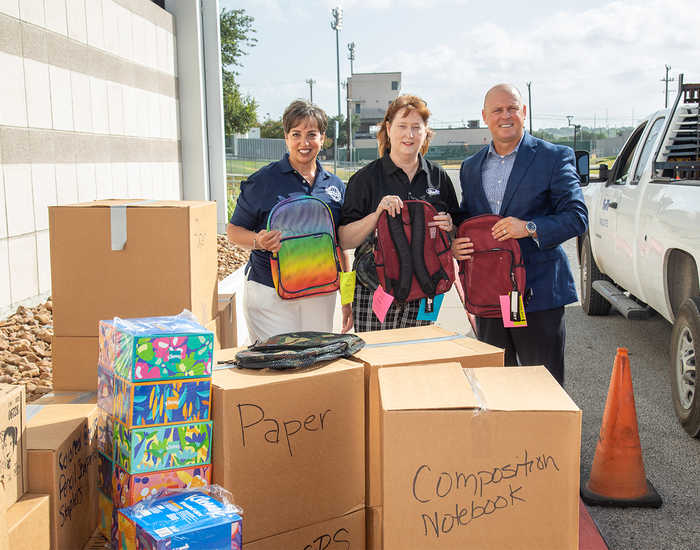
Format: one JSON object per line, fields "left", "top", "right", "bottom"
{"left": 408, "top": 202, "right": 437, "bottom": 298}
{"left": 385, "top": 210, "right": 414, "bottom": 301}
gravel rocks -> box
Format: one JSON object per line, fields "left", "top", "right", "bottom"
{"left": 0, "top": 238, "right": 249, "bottom": 402}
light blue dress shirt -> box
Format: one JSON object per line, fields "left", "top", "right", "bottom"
{"left": 481, "top": 133, "right": 525, "bottom": 214}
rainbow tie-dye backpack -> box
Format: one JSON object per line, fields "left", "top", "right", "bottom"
{"left": 267, "top": 195, "right": 342, "bottom": 300}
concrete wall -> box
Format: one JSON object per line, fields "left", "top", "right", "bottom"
{"left": 0, "top": 0, "right": 181, "bottom": 317}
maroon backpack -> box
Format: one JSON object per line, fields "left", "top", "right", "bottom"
{"left": 374, "top": 200, "right": 454, "bottom": 308}
{"left": 456, "top": 214, "right": 527, "bottom": 318}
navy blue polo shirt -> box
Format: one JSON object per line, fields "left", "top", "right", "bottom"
{"left": 229, "top": 153, "right": 346, "bottom": 288}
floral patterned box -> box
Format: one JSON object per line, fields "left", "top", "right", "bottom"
{"left": 114, "top": 420, "right": 212, "bottom": 474}
{"left": 113, "top": 376, "right": 211, "bottom": 428}
{"left": 98, "top": 489, "right": 114, "bottom": 541}
{"left": 97, "top": 451, "right": 113, "bottom": 497}
{"left": 112, "top": 462, "right": 211, "bottom": 508}
{"left": 98, "top": 313, "right": 214, "bottom": 382}
{"left": 97, "top": 364, "right": 114, "bottom": 413}
{"left": 96, "top": 408, "right": 114, "bottom": 459}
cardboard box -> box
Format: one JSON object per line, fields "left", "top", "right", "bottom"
{"left": 244, "top": 509, "right": 365, "bottom": 550}
{"left": 26, "top": 392, "right": 99, "bottom": 550}
{"left": 366, "top": 506, "right": 382, "bottom": 550}
{"left": 113, "top": 376, "right": 211, "bottom": 428}
{"left": 0, "top": 500, "right": 8, "bottom": 550}
{"left": 112, "top": 462, "right": 211, "bottom": 508}
{"left": 217, "top": 293, "right": 237, "bottom": 349}
{"left": 6, "top": 493, "right": 51, "bottom": 550}
{"left": 114, "top": 420, "right": 212, "bottom": 474}
{"left": 352, "top": 326, "right": 504, "bottom": 507}
{"left": 51, "top": 335, "right": 100, "bottom": 391}
{"left": 0, "top": 384, "right": 27, "bottom": 510}
{"left": 49, "top": 200, "right": 218, "bottom": 337}
{"left": 212, "top": 358, "right": 365, "bottom": 543}
{"left": 379, "top": 365, "right": 581, "bottom": 550}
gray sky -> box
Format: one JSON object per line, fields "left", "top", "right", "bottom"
{"left": 222, "top": 0, "right": 697, "bottom": 130}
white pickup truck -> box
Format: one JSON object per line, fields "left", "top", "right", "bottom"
{"left": 578, "top": 76, "right": 700, "bottom": 437}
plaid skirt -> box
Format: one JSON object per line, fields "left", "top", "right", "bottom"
{"left": 353, "top": 282, "right": 432, "bottom": 332}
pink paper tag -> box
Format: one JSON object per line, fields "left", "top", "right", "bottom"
{"left": 499, "top": 295, "right": 527, "bottom": 328}
{"left": 372, "top": 285, "right": 394, "bottom": 323}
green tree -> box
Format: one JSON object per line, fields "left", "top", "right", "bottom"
{"left": 220, "top": 8, "right": 258, "bottom": 134}
{"left": 260, "top": 118, "right": 284, "bottom": 139}
{"left": 327, "top": 114, "right": 360, "bottom": 148}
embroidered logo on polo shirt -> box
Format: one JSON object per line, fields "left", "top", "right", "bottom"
{"left": 326, "top": 185, "right": 342, "bottom": 202}
{"left": 426, "top": 186, "right": 440, "bottom": 196}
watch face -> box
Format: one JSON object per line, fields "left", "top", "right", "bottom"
{"left": 526, "top": 221, "right": 536, "bottom": 234}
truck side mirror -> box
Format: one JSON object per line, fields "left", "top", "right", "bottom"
{"left": 575, "top": 150, "right": 590, "bottom": 186}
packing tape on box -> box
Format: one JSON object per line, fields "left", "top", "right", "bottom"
{"left": 110, "top": 201, "right": 157, "bottom": 251}
{"left": 364, "top": 334, "right": 466, "bottom": 348}
{"left": 26, "top": 391, "right": 97, "bottom": 420}
{"left": 462, "top": 368, "right": 487, "bottom": 414}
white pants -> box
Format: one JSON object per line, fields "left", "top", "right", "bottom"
{"left": 243, "top": 279, "right": 337, "bottom": 342}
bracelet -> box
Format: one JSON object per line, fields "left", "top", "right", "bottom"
{"left": 252, "top": 237, "right": 257, "bottom": 250}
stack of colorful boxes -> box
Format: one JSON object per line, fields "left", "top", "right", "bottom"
{"left": 95, "top": 313, "right": 215, "bottom": 545}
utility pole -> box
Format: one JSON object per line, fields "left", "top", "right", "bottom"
{"left": 331, "top": 7, "right": 343, "bottom": 173}
{"left": 567, "top": 115, "right": 580, "bottom": 151}
{"left": 344, "top": 81, "right": 353, "bottom": 162}
{"left": 526, "top": 82, "right": 532, "bottom": 134}
{"left": 661, "top": 65, "right": 674, "bottom": 108}
{"left": 305, "top": 78, "right": 316, "bottom": 103}
{"left": 347, "top": 42, "right": 356, "bottom": 75}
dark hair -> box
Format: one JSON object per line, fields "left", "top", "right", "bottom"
{"left": 2, "top": 426, "right": 17, "bottom": 445}
{"left": 377, "top": 94, "right": 434, "bottom": 157}
{"left": 282, "top": 100, "right": 328, "bottom": 135}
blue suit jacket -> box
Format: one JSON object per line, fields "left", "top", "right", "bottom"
{"left": 459, "top": 132, "right": 588, "bottom": 312}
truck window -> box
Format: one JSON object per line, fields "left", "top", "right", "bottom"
{"left": 632, "top": 117, "right": 665, "bottom": 184}
{"left": 613, "top": 121, "right": 647, "bottom": 185}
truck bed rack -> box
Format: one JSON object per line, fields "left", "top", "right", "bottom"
{"left": 654, "top": 77, "right": 700, "bottom": 179}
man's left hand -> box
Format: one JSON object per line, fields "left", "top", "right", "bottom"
{"left": 492, "top": 217, "right": 528, "bottom": 241}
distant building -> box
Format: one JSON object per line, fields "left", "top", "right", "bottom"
{"left": 348, "top": 72, "right": 401, "bottom": 138}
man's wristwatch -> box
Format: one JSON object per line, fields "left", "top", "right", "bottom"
{"left": 526, "top": 221, "right": 537, "bottom": 237}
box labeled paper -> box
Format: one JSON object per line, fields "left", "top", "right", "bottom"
{"left": 113, "top": 376, "right": 211, "bottom": 428}
{"left": 118, "top": 490, "right": 242, "bottom": 550}
{"left": 379, "top": 365, "right": 581, "bottom": 550}
{"left": 353, "top": 326, "right": 504, "bottom": 507}
{"left": 212, "top": 358, "right": 364, "bottom": 543}
{"left": 0, "top": 384, "right": 26, "bottom": 510}
{"left": 100, "top": 315, "right": 214, "bottom": 382}
{"left": 113, "top": 462, "right": 211, "bottom": 508}
{"left": 114, "top": 420, "right": 212, "bottom": 474}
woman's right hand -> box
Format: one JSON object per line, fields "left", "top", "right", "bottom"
{"left": 375, "top": 195, "right": 404, "bottom": 218}
{"left": 254, "top": 229, "right": 282, "bottom": 253}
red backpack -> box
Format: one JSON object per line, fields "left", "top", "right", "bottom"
{"left": 456, "top": 214, "right": 527, "bottom": 318}
{"left": 374, "top": 200, "right": 454, "bottom": 307}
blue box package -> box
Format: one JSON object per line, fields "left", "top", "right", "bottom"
{"left": 118, "top": 489, "right": 242, "bottom": 550}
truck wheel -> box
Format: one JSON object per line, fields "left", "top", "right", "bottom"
{"left": 580, "top": 234, "right": 611, "bottom": 316}
{"left": 670, "top": 297, "right": 700, "bottom": 437}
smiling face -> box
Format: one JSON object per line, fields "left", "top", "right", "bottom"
{"left": 386, "top": 108, "right": 427, "bottom": 159}
{"left": 284, "top": 117, "right": 325, "bottom": 170}
{"left": 482, "top": 85, "right": 527, "bottom": 154}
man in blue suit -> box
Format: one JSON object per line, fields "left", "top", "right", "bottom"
{"left": 453, "top": 83, "right": 588, "bottom": 385}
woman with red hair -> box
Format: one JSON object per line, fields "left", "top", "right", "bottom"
{"left": 339, "top": 94, "right": 459, "bottom": 331}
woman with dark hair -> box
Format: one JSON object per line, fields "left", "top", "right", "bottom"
{"left": 227, "top": 100, "right": 352, "bottom": 342}
{"left": 338, "top": 94, "right": 459, "bottom": 331}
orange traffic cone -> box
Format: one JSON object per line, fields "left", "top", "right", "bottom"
{"left": 581, "top": 347, "right": 662, "bottom": 507}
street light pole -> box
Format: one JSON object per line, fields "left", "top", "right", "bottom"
{"left": 331, "top": 7, "right": 343, "bottom": 173}
{"left": 526, "top": 81, "right": 532, "bottom": 134}
{"left": 661, "top": 65, "right": 674, "bottom": 108}
{"left": 305, "top": 78, "right": 315, "bottom": 103}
